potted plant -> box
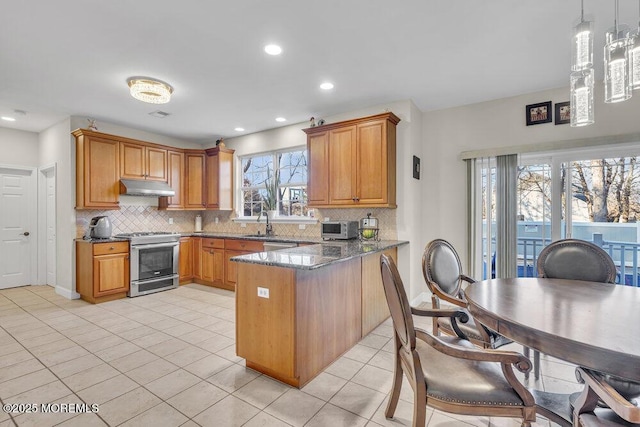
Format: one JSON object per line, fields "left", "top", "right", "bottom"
{"left": 263, "top": 167, "right": 280, "bottom": 219}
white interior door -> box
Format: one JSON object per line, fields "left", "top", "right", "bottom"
{"left": 0, "top": 167, "right": 36, "bottom": 289}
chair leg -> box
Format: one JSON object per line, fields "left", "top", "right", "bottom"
{"left": 385, "top": 356, "right": 403, "bottom": 419}
{"left": 523, "top": 346, "right": 530, "bottom": 380}
{"left": 533, "top": 350, "right": 540, "bottom": 380}
{"left": 412, "top": 385, "right": 427, "bottom": 427}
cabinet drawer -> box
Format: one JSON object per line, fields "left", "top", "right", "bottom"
{"left": 202, "top": 238, "right": 225, "bottom": 249}
{"left": 225, "top": 239, "right": 264, "bottom": 252}
{"left": 93, "top": 241, "right": 129, "bottom": 255}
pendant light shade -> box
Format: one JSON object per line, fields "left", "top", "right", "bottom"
{"left": 570, "top": 69, "right": 595, "bottom": 127}
{"left": 572, "top": 2, "right": 593, "bottom": 71}
{"left": 604, "top": 27, "right": 631, "bottom": 103}
{"left": 630, "top": 1, "right": 640, "bottom": 90}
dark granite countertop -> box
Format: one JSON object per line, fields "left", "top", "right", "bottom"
{"left": 181, "top": 232, "right": 323, "bottom": 244}
{"left": 230, "top": 240, "right": 408, "bottom": 270}
{"left": 75, "top": 237, "right": 129, "bottom": 243}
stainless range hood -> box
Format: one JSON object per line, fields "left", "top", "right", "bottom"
{"left": 119, "top": 179, "right": 176, "bottom": 197}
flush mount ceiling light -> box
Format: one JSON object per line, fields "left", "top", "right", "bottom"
{"left": 320, "top": 82, "right": 334, "bottom": 90}
{"left": 1, "top": 116, "right": 16, "bottom": 122}
{"left": 275, "top": 117, "right": 286, "bottom": 122}
{"left": 127, "top": 78, "right": 173, "bottom": 104}
{"left": 234, "top": 127, "right": 245, "bottom": 132}
{"left": 264, "top": 44, "right": 282, "bottom": 55}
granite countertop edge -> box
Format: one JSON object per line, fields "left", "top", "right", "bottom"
{"left": 230, "top": 240, "right": 408, "bottom": 270}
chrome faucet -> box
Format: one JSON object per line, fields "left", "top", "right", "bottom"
{"left": 257, "top": 211, "right": 274, "bottom": 236}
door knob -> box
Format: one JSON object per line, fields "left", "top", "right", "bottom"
{"left": 23, "top": 232, "right": 30, "bottom": 236}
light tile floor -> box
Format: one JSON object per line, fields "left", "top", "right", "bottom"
{"left": 0, "top": 285, "right": 581, "bottom": 427}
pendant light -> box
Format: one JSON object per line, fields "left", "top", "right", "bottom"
{"left": 572, "top": 0, "right": 593, "bottom": 71}
{"left": 571, "top": 69, "right": 595, "bottom": 126}
{"left": 571, "top": 0, "right": 595, "bottom": 127}
{"left": 604, "top": 0, "right": 631, "bottom": 103}
{"left": 629, "top": 0, "right": 640, "bottom": 90}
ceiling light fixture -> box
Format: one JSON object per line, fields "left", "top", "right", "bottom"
{"left": 1, "top": 116, "right": 16, "bottom": 122}
{"left": 604, "top": 0, "right": 631, "bottom": 103}
{"left": 570, "top": 0, "right": 595, "bottom": 127}
{"left": 264, "top": 44, "right": 282, "bottom": 55}
{"left": 234, "top": 127, "right": 245, "bottom": 132}
{"left": 630, "top": 0, "right": 640, "bottom": 90}
{"left": 275, "top": 117, "right": 286, "bottom": 122}
{"left": 320, "top": 82, "right": 334, "bottom": 90}
{"left": 127, "top": 78, "right": 173, "bottom": 104}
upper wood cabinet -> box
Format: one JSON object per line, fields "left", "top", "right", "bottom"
{"left": 205, "top": 146, "right": 235, "bottom": 210}
{"left": 184, "top": 150, "right": 206, "bottom": 209}
{"left": 303, "top": 112, "right": 400, "bottom": 208}
{"left": 73, "top": 129, "right": 121, "bottom": 209}
{"left": 120, "top": 142, "right": 168, "bottom": 181}
{"left": 159, "top": 150, "right": 185, "bottom": 209}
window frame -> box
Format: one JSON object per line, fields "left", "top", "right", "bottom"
{"left": 234, "top": 146, "right": 317, "bottom": 223}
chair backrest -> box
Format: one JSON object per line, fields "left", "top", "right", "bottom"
{"left": 380, "top": 253, "right": 416, "bottom": 353}
{"left": 537, "top": 239, "right": 617, "bottom": 283}
{"left": 422, "top": 239, "right": 464, "bottom": 297}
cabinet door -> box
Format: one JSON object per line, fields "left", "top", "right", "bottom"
{"left": 205, "top": 153, "right": 220, "bottom": 209}
{"left": 356, "top": 120, "right": 388, "bottom": 205}
{"left": 185, "top": 153, "right": 206, "bottom": 209}
{"left": 93, "top": 253, "right": 129, "bottom": 296}
{"left": 162, "top": 150, "right": 185, "bottom": 209}
{"left": 328, "top": 126, "right": 357, "bottom": 205}
{"left": 120, "top": 142, "right": 145, "bottom": 180}
{"left": 225, "top": 249, "right": 249, "bottom": 288}
{"left": 202, "top": 247, "right": 225, "bottom": 285}
{"left": 179, "top": 237, "right": 193, "bottom": 283}
{"left": 192, "top": 237, "right": 202, "bottom": 279}
{"left": 307, "top": 131, "right": 329, "bottom": 206}
{"left": 85, "top": 136, "right": 120, "bottom": 208}
{"left": 146, "top": 147, "right": 168, "bottom": 181}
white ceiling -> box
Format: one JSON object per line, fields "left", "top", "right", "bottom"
{"left": 0, "top": 1, "right": 637, "bottom": 144}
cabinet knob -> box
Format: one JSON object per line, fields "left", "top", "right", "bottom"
{"left": 109, "top": 246, "right": 115, "bottom": 250}
{"left": 355, "top": 197, "right": 360, "bottom": 202}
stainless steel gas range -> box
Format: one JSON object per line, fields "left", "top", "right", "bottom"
{"left": 115, "top": 232, "right": 180, "bottom": 297}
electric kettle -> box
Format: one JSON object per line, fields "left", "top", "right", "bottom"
{"left": 89, "top": 216, "right": 112, "bottom": 239}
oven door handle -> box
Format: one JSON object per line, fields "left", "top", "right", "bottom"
{"left": 131, "top": 242, "right": 179, "bottom": 250}
{"left": 131, "top": 274, "right": 179, "bottom": 285}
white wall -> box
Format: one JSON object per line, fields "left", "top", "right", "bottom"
{"left": 423, "top": 83, "right": 640, "bottom": 270}
{"left": 0, "top": 127, "right": 39, "bottom": 167}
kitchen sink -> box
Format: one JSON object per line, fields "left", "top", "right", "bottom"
{"left": 244, "top": 234, "right": 270, "bottom": 238}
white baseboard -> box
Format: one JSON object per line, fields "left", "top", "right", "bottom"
{"left": 55, "top": 286, "right": 81, "bottom": 300}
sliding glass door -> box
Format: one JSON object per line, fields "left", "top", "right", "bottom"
{"left": 472, "top": 144, "right": 640, "bottom": 286}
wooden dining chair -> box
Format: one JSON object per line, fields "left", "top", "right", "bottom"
{"left": 422, "top": 239, "right": 513, "bottom": 348}
{"left": 380, "top": 253, "right": 536, "bottom": 427}
{"left": 573, "top": 367, "right": 640, "bottom": 426}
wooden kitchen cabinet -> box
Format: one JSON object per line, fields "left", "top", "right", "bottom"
{"left": 76, "top": 240, "right": 130, "bottom": 303}
{"left": 120, "top": 141, "right": 168, "bottom": 181}
{"left": 200, "top": 238, "right": 225, "bottom": 288}
{"left": 159, "top": 150, "right": 185, "bottom": 209}
{"left": 361, "top": 247, "right": 396, "bottom": 336}
{"left": 73, "top": 129, "right": 121, "bottom": 209}
{"left": 205, "top": 146, "right": 235, "bottom": 210}
{"left": 192, "top": 237, "right": 202, "bottom": 280}
{"left": 179, "top": 237, "right": 193, "bottom": 284}
{"left": 225, "top": 239, "right": 264, "bottom": 290}
{"left": 303, "top": 112, "right": 400, "bottom": 208}
{"left": 184, "top": 150, "right": 206, "bottom": 209}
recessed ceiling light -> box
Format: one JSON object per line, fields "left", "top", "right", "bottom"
{"left": 1, "top": 116, "right": 16, "bottom": 122}
{"left": 234, "top": 127, "right": 245, "bottom": 132}
{"left": 320, "top": 82, "right": 334, "bottom": 90}
{"left": 264, "top": 44, "right": 282, "bottom": 55}
{"left": 275, "top": 117, "right": 286, "bottom": 122}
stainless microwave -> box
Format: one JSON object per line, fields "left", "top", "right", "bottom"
{"left": 321, "top": 221, "right": 359, "bottom": 240}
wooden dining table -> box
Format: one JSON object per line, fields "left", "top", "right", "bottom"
{"left": 464, "top": 277, "right": 640, "bottom": 426}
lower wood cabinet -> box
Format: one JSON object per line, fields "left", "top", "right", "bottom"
{"left": 76, "top": 240, "right": 130, "bottom": 304}
{"left": 201, "top": 238, "right": 225, "bottom": 288}
{"left": 179, "top": 237, "right": 193, "bottom": 284}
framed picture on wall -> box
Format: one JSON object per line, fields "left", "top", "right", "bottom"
{"left": 555, "top": 101, "right": 570, "bottom": 125}
{"left": 525, "top": 101, "right": 552, "bottom": 126}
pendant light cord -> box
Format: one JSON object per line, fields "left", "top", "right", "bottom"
{"left": 581, "top": 0, "right": 585, "bottom": 23}
{"left": 615, "top": 0, "right": 619, "bottom": 35}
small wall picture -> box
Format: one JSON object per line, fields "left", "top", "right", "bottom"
{"left": 525, "top": 101, "right": 552, "bottom": 126}
{"left": 555, "top": 101, "right": 570, "bottom": 125}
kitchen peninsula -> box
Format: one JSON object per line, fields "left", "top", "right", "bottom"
{"left": 232, "top": 240, "right": 407, "bottom": 387}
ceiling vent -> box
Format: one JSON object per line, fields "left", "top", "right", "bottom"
{"left": 149, "top": 110, "right": 170, "bottom": 118}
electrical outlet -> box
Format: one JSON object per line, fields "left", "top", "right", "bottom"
{"left": 214, "top": 217, "right": 219, "bottom": 224}
{"left": 299, "top": 224, "right": 306, "bottom": 230}
{"left": 324, "top": 217, "right": 330, "bottom": 222}
{"left": 168, "top": 218, "right": 174, "bottom": 224}
{"left": 257, "top": 287, "right": 269, "bottom": 298}
{"left": 240, "top": 222, "right": 247, "bottom": 228}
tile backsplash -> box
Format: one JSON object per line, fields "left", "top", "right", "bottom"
{"left": 76, "top": 205, "right": 397, "bottom": 240}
